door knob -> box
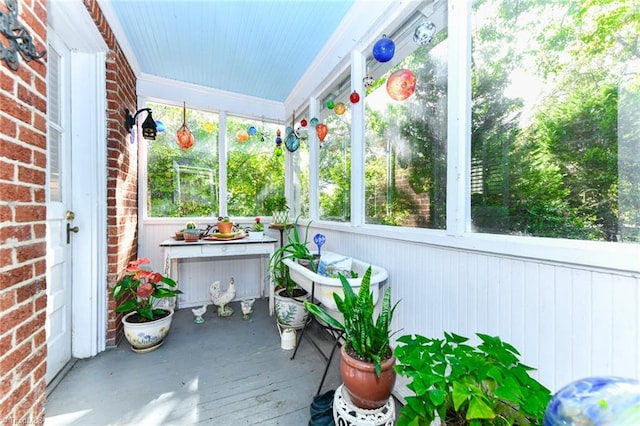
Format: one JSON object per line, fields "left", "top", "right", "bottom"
{"left": 66, "top": 223, "right": 79, "bottom": 244}
{"left": 66, "top": 211, "right": 75, "bottom": 220}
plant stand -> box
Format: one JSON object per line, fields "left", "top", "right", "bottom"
{"left": 333, "top": 384, "right": 395, "bottom": 426}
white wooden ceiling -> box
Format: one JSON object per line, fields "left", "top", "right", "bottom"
{"left": 101, "top": 0, "right": 355, "bottom": 103}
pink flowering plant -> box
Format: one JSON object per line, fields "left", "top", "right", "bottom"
{"left": 252, "top": 217, "right": 264, "bottom": 232}
{"left": 112, "top": 257, "right": 182, "bottom": 322}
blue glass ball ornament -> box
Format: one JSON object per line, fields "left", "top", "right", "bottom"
{"left": 155, "top": 120, "right": 166, "bottom": 133}
{"left": 310, "top": 117, "right": 319, "bottom": 128}
{"left": 544, "top": 376, "right": 640, "bottom": 425}
{"left": 248, "top": 125, "right": 257, "bottom": 136}
{"left": 372, "top": 34, "right": 395, "bottom": 63}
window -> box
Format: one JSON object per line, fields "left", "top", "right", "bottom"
{"left": 319, "top": 75, "right": 352, "bottom": 222}
{"left": 146, "top": 103, "right": 219, "bottom": 217}
{"left": 226, "top": 116, "right": 285, "bottom": 216}
{"left": 470, "top": 0, "right": 640, "bottom": 242}
{"left": 365, "top": 4, "right": 449, "bottom": 228}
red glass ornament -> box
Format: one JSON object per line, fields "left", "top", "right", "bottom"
{"left": 300, "top": 119, "right": 308, "bottom": 127}
{"left": 386, "top": 68, "right": 416, "bottom": 101}
{"left": 316, "top": 123, "right": 328, "bottom": 142}
{"left": 350, "top": 91, "right": 360, "bottom": 104}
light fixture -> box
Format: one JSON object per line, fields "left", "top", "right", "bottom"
{"left": 125, "top": 108, "right": 157, "bottom": 140}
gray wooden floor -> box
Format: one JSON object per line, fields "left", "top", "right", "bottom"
{"left": 45, "top": 299, "right": 343, "bottom": 425}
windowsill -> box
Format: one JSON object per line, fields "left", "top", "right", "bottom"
{"left": 301, "top": 220, "right": 640, "bottom": 275}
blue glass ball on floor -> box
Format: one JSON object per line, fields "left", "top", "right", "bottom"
{"left": 544, "top": 376, "right": 640, "bottom": 425}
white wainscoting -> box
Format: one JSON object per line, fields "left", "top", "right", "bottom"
{"left": 141, "top": 220, "right": 640, "bottom": 395}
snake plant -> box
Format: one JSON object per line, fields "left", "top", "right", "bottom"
{"left": 304, "top": 266, "right": 398, "bottom": 377}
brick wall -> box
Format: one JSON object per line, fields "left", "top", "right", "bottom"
{"left": 0, "top": 0, "right": 138, "bottom": 420}
{"left": 0, "top": 0, "right": 49, "bottom": 422}
{"left": 82, "top": 0, "right": 138, "bottom": 347}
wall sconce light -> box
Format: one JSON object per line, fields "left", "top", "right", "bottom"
{"left": 124, "top": 108, "right": 158, "bottom": 141}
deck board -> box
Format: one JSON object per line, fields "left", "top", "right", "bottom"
{"left": 45, "top": 299, "right": 343, "bottom": 425}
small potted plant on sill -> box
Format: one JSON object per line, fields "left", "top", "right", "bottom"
{"left": 394, "top": 332, "right": 552, "bottom": 426}
{"left": 112, "top": 257, "right": 183, "bottom": 353}
{"left": 304, "top": 266, "right": 399, "bottom": 410}
{"left": 217, "top": 216, "right": 233, "bottom": 234}
{"left": 248, "top": 217, "right": 264, "bottom": 239}
{"left": 265, "top": 193, "right": 289, "bottom": 225}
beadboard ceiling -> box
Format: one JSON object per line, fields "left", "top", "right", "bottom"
{"left": 100, "top": 0, "right": 355, "bottom": 103}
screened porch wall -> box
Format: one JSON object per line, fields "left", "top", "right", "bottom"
{"left": 140, "top": 221, "right": 640, "bottom": 395}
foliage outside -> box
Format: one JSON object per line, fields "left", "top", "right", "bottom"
{"left": 394, "top": 332, "right": 551, "bottom": 426}
{"left": 304, "top": 266, "right": 399, "bottom": 377}
{"left": 111, "top": 258, "right": 183, "bottom": 321}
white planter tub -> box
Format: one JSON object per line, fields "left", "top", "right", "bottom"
{"left": 283, "top": 257, "right": 388, "bottom": 314}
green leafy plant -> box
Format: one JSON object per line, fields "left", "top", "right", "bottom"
{"left": 185, "top": 221, "right": 197, "bottom": 229}
{"left": 268, "top": 215, "right": 315, "bottom": 294}
{"left": 252, "top": 217, "right": 264, "bottom": 232}
{"left": 394, "top": 332, "right": 552, "bottom": 426}
{"left": 217, "top": 216, "right": 230, "bottom": 222}
{"left": 112, "top": 258, "right": 183, "bottom": 322}
{"left": 304, "top": 266, "right": 398, "bottom": 377}
{"left": 265, "top": 194, "right": 288, "bottom": 212}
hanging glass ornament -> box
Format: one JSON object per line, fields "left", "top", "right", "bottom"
{"left": 176, "top": 102, "right": 195, "bottom": 151}
{"left": 300, "top": 118, "right": 308, "bottom": 127}
{"left": 298, "top": 127, "right": 309, "bottom": 141}
{"left": 413, "top": 21, "right": 437, "bottom": 46}
{"left": 386, "top": 68, "right": 417, "bottom": 101}
{"left": 310, "top": 117, "right": 319, "bottom": 128}
{"left": 334, "top": 102, "right": 346, "bottom": 115}
{"left": 372, "top": 34, "right": 395, "bottom": 63}
{"left": 155, "top": 121, "right": 166, "bottom": 133}
{"left": 363, "top": 73, "right": 374, "bottom": 89}
{"left": 236, "top": 129, "right": 249, "bottom": 142}
{"left": 350, "top": 91, "right": 360, "bottom": 104}
{"left": 316, "top": 123, "right": 328, "bottom": 142}
{"left": 284, "top": 114, "right": 300, "bottom": 152}
{"left": 248, "top": 125, "right": 257, "bottom": 136}
{"left": 274, "top": 129, "right": 283, "bottom": 157}
{"left": 326, "top": 100, "right": 335, "bottom": 109}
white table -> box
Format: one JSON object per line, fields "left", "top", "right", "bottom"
{"left": 160, "top": 236, "right": 278, "bottom": 313}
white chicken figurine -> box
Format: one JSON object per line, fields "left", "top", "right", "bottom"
{"left": 209, "top": 278, "right": 236, "bottom": 317}
{"left": 191, "top": 304, "right": 208, "bottom": 324}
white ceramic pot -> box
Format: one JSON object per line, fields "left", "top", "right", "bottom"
{"left": 122, "top": 309, "right": 174, "bottom": 353}
{"left": 248, "top": 230, "right": 263, "bottom": 240}
{"left": 274, "top": 288, "right": 310, "bottom": 329}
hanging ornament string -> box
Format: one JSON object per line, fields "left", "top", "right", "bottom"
{"left": 176, "top": 102, "right": 195, "bottom": 151}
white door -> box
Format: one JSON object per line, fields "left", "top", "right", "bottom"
{"left": 45, "top": 33, "right": 75, "bottom": 384}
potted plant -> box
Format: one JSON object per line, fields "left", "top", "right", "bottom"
{"left": 304, "top": 266, "right": 399, "bottom": 409}
{"left": 394, "top": 332, "right": 552, "bottom": 426}
{"left": 248, "top": 217, "right": 264, "bottom": 239}
{"left": 183, "top": 221, "right": 200, "bottom": 242}
{"left": 217, "top": 216, "right": 233, "bottom": 234}
{"left": 265, "top": 193, "right": 289, "bottom": 224}
{"left": 112, "top": 257, "right": 183, "bottom": 353}
{"left": 268, "top": 216, "right": 316, "bottom": 329}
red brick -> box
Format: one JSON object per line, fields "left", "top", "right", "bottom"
{"left": 0, "top": 160, "right": 15, "bottom": 181}
{"left": 14, "top": 205, "right": 45, "bottom": 222}
{"left": 17, "top": 166, "right": 45, "bottom": 186}
{"left": 0, "top": 115, "right": 17, "bottom": 138}
{"left": 15, "top": 312, "right": 45, "bottom": 348}
{"left": 0, "top": 225, "right": 32, "bottom": 244}
{"left": 0, "top": 265, "right": 33, "bottom": 290}
{"left": 18, "top": 126, "right": 45, "bottom": 149}
{"left": 16, "top": 278, "right": 46, "bottom": 304}
{"left": 0, "top": 139, "right": 32, "bottom": 164}
{"left": 0, "top": 93, "right": 32, "bottom": 124}
{"left": 0, "top": 183, "right": 31, "bottom": 202}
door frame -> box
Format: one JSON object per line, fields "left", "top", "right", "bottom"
{"left": 49, "top": 1, "right": 108, "bottom": 357}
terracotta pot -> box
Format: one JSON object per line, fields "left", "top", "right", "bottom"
{"left": 217, "top": 221, "right": 233, "bottom": 234}
{"left": 340, "top": 345, "right": 396, "bottom": 409}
